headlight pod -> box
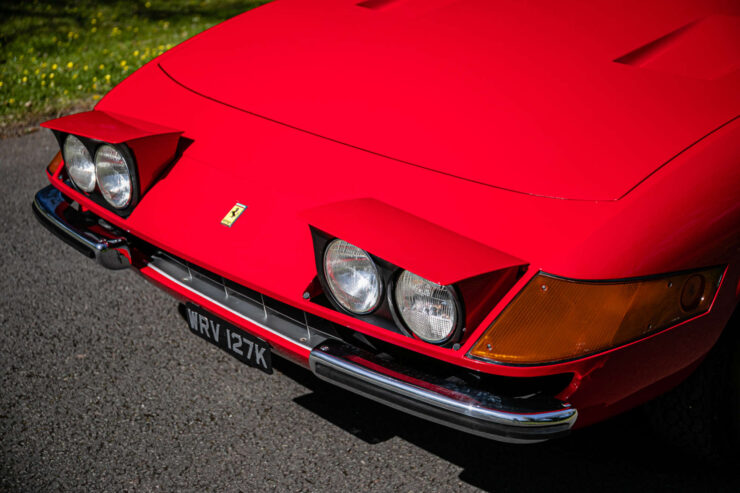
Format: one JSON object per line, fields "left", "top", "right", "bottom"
{"left": 395, "top": 271, "right": 458, "bottom": 343}
{"left": 323, "top": 239, "right": 382, "bottom": 314}
{"left": 63, "top": 135, "right": 95, "bottom": 192}
{"left": 95, "top": 144, "right": 132, "bottom": 209}
{"left": 470, "top": 267, "right": 725, "bottom": 365}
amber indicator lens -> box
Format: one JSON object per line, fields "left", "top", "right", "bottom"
{"left": 470, "top": 267, "right": 724, "bottom": 365}
{"left": 46, "top": 151, "right": 63, "bottom": 176}
{"left": 680, "top": 275, "right": 705, "bottom": 311}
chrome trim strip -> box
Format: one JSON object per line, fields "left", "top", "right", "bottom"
{"left": 310, "top": 342, "right": 577, "bottom": 443}
{"left": 32, "top": 185, "right": 130, "bottom": 269}
{"left": 146, "top": 263, "right": 314, "bottom": 351}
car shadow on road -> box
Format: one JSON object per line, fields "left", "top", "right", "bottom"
{"left": 274, "top": 358, "right": 739, "bottom": 492}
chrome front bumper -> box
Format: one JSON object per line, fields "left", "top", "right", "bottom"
{"left": 33, "top": 184, "right": 578, "bottom": 443}
{"left": 32, "top": 185, "right": 131, "bottom": 270}
{"left": 310, "top": 342, "right": 577, "bottom": 443}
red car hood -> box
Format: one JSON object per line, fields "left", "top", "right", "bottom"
{"left": 159, "top": 0, "right": 740, "bottom": 200}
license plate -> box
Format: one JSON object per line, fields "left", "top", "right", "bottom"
{"left": 184, "top": 303, "right": 272, "bottom": 374}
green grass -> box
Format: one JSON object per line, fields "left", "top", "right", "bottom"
{"left": 0, "top": 0, "right": 269, "bottom": 136}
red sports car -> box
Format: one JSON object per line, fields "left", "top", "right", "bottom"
{"left": 32, "top": 0, "right": 740, "bottom": 454}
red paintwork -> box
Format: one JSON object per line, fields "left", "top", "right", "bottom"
{"left": 303, "top": 198, "right": 524, "bottom": 285}
{"left": 615, "top": 14, "right": 740, "bottom": 80}
{"left": 42, "top": 0, "right": 740, "bottom": 429}
{"left": 159, "top": 0, "right": 740, "bottom": 201}
{"left": 41, "top": 110, "right": 179, "bottom": 144}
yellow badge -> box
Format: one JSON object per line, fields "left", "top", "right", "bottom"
{"left": 221, "top": 203, "right": 246, "bottom": 227}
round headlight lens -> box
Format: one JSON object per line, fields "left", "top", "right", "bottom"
{"left": 323, "top": 239, "right": 382, "bottom": 314}
{"left": 395, "top": 270, "right": 458, "bottom": 344}
{"left": 95, "top": 145, "right": 132, "bottom": 209}
{"left": 63, "top": 135, "right": 95, "bottom": 192}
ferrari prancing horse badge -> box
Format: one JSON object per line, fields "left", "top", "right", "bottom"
{"left": 221, "top": 203, "right": 247, "bottom": 227}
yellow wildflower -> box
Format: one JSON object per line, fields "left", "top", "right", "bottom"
{"left": 49, "top": 73, "right": 54, "bottom": 79}
{"left": 105, "top": 74, "right": 111, "bottom": 82}
{"left": 67, "top": 62, "right": 74, "bottom": 69}
{"left": 9, "top": 98, "right": 15, "bottom": 104}
{"left": 120, "top": 60, "right": 127, "bottom": 67}
{"left": 133, "top": 50, "right": 139, "bottom": 57}
{"left": 91, "top": 27, "right": 97, "bottom": 33}
{"left": 51, "top": 63, "right": 58, "bottom": 70}
{"left": 0, "top": 81, "right": 3, "bottom": 88}
{"left": 99, "top": 64, "right": 105, "bottom": 70}
{"left": 145, "top": 1, "right": 151, "bottom": 8}
{"left": 22, "top": 77, "right": 27, "bottom": 83}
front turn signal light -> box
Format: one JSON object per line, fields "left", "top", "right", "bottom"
{"left": 47, "top": 151, "right": 63, "bottom": 176}
{"left": 469, "top": 267, "right": 724, "bottom": 365}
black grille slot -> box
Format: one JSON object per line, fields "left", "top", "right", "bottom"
{"left": 149, "top": 252, "right": 341, "bottom": 345}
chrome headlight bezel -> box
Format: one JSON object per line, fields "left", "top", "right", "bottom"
{"left": 392, "top": 270, "right": 462, "bottom": 344}
{"left": 95, "top": 144, "right": 134, "bottom": 209}
{"left": 62, "top": 134, "right": 96, "bottom": 193}
{"left": 322, "top": 239, "right": 383, "bottom": 315}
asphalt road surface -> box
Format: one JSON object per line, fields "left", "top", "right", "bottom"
{"left": 1, "top": 131, "right": 738, "bottom": 492}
